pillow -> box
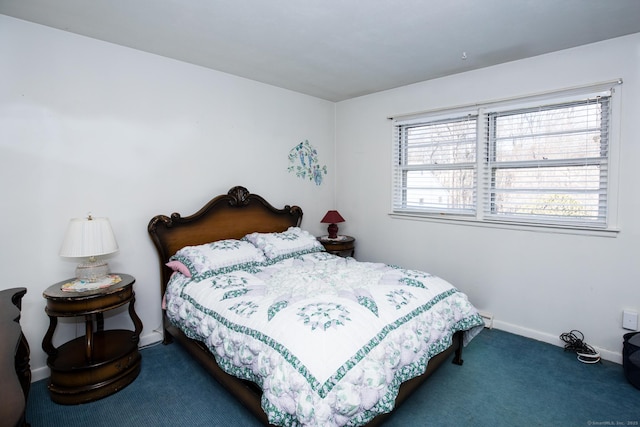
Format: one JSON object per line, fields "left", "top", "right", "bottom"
{"left": 169, "top": 239, "right": 266, "bottom": 278}
{"left": 243, "top": 227, "right": 324, "bottom": 261}
{"left": 166, "top": 260, "right": 192, "bottom": 278}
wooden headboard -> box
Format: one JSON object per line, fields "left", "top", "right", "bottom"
{"left": 147, "top": 186, "right": 303, "bottom": 296}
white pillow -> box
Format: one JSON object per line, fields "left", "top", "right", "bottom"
{"left": 170, "top": 239, "right": 266, "bottom": 279}
{"left": 243, "top": 227, "right": 324, "bottom": 261}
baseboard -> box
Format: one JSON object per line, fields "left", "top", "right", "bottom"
{"left": 493, "top": 320, "right": 623, "bottom": 364}
{"left": 31, "top": 366, "right": 50, "bottom": 383}
{"left": 139, "top": 330, "right": 164, "bottom": 348}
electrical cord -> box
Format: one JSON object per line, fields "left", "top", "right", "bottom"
{"left": 559, "top": 330, "right": 601, "bottom": 364}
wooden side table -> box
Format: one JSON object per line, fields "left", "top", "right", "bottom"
{"left": 0, "top": 287, "right": 30, "bottom": 427}
{"left": 42, "top": 273, "right": 143, "bottom": 404}
{"left": 317, "top": 235, "right": 356, "bottom": 258}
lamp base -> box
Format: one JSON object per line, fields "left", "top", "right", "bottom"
{"left": 327, "top": 223, "right": 339, "bottom": 239}
{"left": 76, "top": 259, "right": 110, "bottom": 282}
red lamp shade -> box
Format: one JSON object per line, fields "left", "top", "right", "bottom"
{"left": 320, "top": 210, "right": 345, "bottom": 239}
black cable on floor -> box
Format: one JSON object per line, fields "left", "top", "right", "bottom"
{"left": 559, "top": 330, "right": 601, "bottom": 364}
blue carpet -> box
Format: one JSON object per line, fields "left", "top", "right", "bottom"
{"left": 385, "top": 330, "right": 639, "bottom": 426}
{"left": 27, "top": 329, "right": 639, "bottom": 426}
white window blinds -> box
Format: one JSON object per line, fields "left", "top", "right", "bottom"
{"left": 391, "top": 80, "right": 620, "bottom": 231}
{"left": 392, "top": 114, "right": 477, "bottom": 215}
{"left": 483, "top": 96, "right": 611, "bottom": 227}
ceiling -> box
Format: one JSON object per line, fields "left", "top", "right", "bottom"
{"left": 2, "top": 0, "right": 640, "bottom": 102}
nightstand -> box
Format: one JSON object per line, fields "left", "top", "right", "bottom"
{"left": 317, "top": 235, "right": 356, "bottom": 258}
{"left": 42, "top": 273, "right": 143, "bottom": 404}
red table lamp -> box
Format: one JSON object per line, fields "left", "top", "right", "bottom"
{"left": 321, "top": 210, "right": 345, "bottom": 239}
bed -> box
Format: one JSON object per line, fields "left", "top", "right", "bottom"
{"left": 148, "top": 186, "right": 483, "bottom": 426}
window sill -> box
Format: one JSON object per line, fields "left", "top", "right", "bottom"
{"left": 388, "top": 212, "right": 620, "bottom": 238}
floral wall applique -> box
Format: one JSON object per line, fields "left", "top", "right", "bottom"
{"left": 288, "top": 140, "right": 327, "bottom": 185}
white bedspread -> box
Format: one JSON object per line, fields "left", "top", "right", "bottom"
{"left": 165, "top": 252, "right": 483, "bottom": 426}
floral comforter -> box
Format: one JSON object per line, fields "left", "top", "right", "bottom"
{"left": 164, "top": 252, "right": 483, "bottom": 426}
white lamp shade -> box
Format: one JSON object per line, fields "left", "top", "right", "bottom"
{"left": 59, "top": 217, "right": 119, "bottom": 258}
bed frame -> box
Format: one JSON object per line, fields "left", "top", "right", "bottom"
{"left": 148, "top": 185, "right": 464, "bottom": 426}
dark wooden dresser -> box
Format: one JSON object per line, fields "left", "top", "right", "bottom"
{"left": 0, "top": 287, "right": 31, "bottom": 427}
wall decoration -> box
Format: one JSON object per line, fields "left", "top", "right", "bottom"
{"left": 288, "top": 140, "right": 327, "bottom": 186}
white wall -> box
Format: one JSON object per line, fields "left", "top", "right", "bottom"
{"left": 335, "top": 33, "right": 640, "bottom": 363}
{"left": 0, "top": 15, "right": 336, "bottom": 380}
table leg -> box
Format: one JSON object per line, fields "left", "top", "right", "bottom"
{"left": 85, "top": 314, "right": 93, "bottom": 361}
{"left": 41, "top": 316, "right": 58, "bottom": 358}
{"left": 129, "top": 293, "right": 143, "bottom": 340}
{"left": 96, "top": 312, "right": 104, "bottom": 332}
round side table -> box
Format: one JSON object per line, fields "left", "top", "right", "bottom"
{"left": 317, "top": 235, "right": 356, "bottom": 258}
{"left": 42, "top": 273, "right": 143, "bottom": 404}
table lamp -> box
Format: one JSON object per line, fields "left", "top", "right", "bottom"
{"left": 59, "top": 215, "right": 119, "bottom": 282}
{"left": 321, "top": 210, "right": 345, "bottom": 239}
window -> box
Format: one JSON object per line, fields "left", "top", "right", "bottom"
{"left": 392, "top": 81, "right": 621, "bottom": 232}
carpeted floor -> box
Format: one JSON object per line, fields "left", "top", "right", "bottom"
{"left": 27, "top": 329, "right": 639, "bottom": 426}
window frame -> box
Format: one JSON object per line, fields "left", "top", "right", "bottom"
{"left": 390, "top": 81, "right": 622, "bottom": 236}
{"left": 394, "top": 113, "right": 479, "bottom": 216}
